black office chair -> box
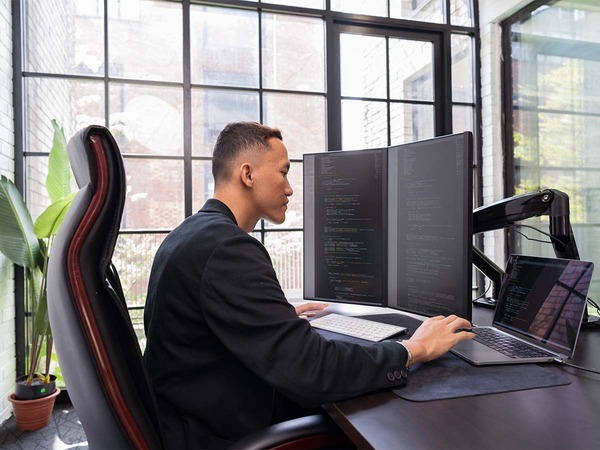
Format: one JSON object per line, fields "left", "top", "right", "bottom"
{"left": 47, "top": 125, "right": 352, "bottom": 449}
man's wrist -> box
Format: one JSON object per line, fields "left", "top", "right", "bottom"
{"left": 396, "top": 340, "right": 413, "bottom": 370}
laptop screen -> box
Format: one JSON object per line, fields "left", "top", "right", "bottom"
{"left": 494, "top": 255, "right": 594, "bottom": 356}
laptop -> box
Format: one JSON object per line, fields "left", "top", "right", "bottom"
{"left": 451, "top": 254, "right": 594, "bottom": 365}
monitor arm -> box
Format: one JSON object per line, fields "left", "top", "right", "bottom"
{"left": 473, "top": 189, "right": 580, "bottom": 301}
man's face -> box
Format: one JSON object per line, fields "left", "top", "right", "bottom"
{"left": 252, "top": 138, "right": 293, "bottom": 225}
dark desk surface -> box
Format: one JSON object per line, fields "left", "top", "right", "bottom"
{"left": 323, "top": 306, "right": 600, "bottom": 450}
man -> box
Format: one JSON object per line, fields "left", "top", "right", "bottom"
{"left": 144, "top": 122, "right": 474, "bottom": 449}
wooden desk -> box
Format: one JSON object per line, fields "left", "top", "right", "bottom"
{"left": 323, "top": 307, "right": 600, "bottom": 450}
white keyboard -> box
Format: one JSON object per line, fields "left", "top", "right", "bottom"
{"left": 310, "top": 313, "right": 407, "bottom": 342}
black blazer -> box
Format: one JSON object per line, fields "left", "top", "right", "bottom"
{"left": 144, "top": 199, "right": 408, "bottom": 449}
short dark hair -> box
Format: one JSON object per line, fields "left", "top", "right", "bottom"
{"left": 212, "top": 122, "right": 283, "bottom": 184}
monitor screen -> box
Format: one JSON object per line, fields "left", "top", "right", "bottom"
{"left": 387, "top": 133, "right": 473, "bottom": 319}
{"left": 303, "top": 132, "right": 473, "bottom": 320}
{"left": 303, "top": 148, "right": 387, "bottom": 305}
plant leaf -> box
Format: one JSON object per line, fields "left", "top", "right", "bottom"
{"left": 0, "top": 175, "right": 40, "bottom": 269}
{"left": 34, "top": 192, "right": 77, "bottom": 240}
{"left": 46, "top": 119, "right": 71, "bottom": 203}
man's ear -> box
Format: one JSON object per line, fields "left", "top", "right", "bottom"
{"left": 240, "top": 162, "right": 254, "bottom": 188}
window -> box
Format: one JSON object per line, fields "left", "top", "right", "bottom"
{"left": 504, "top": 0, "right": 600, "bottom": 304}
{"left": 15, "top": 0, "right": 479, "bottom": 364}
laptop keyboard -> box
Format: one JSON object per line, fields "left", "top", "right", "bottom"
{"left": 310, "top": 313, "right": 407, "bottom": 342}
{"left": 473, "top": 328, "right": 554, "bottom": 359}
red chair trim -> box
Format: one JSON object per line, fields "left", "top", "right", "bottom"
{"left": 67, "top": 134, "right": 148, "bottom": 450}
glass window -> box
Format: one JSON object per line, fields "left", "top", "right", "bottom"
{"left": 390, "top": 103, "right": 434, "bottom": 145}
{"left": 452, "top": 105, "right": 474, "bottom": 134}
{"left": 192, "top": 160, "right": 215, "bottom": 213}
{"left": 389, "top": 39, "right": 434, "bottom": 101}
{"left": 341, "top": 100, "right": 388, "bottom": 150}
{"left": 450, "top": 0, "right": 474, "bottom": 27}
{"left": 263, "top": 93, "right": 327, "bottom": 158}
{"left": 113, "top": 233, "right": 168, "bottom": 305}
{"left": 190, "top": 6, "right": 259, "bottom": 88}
{"left": 108, "top": 0, "right": 183, "bottom": 82}
{"left": 390, "top": 0, "right": 444, "bottom": 24}
{"left": 25, "top": 78, "right": 105, "bottom": 148}
{"left": 340, "top": 34, "right": 387, "bottom": 98}
{"left": 109, "top": 83, "right": 184, "bottom": 155}
{"left": 507, "top": 0, "right": 600, "bottom": 303}
{"left": 264, "top": 231, "right": 304, "bottom": 290}
{"left": 262, "top": 14, "right": 325, "bottom": 92}
{"left": 191, "top": 89, "right": 260, "bottom": 157}
{"left": 267, "top": 0, "right": 324, "bottom": 9}
{"left": 26, "top": 0, "right": 104, "bottom": 75}
{"left": 122, "top": 159, "right": 185, "bottom": 230}
{"left": 451, "top": 34, "right": 474, "bottom": 103}
{"left": 331, "top": 0, "right": 387, "bottom": 17}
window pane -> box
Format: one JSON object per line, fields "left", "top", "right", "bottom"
{"left": 340, "top": 34, "right": 387, "bottom": 98}
{"left": 192, "top": 89, "right": 259, "bottom": 156}
{"left": 341, "top": 100, "right": 387, "bottom": 150}
{"left": 25, "top": 0, "right": 104, "bottom": 75}
{"left": 25, "top": 156, "right": 49, "bottom": 220}
{"left": 452, "top": 105, "right": 474, "bottom": 133}
{"left": 264, "top": 231, "right": 303, "bottom": 290}
{"left": 265, "top": 161, "right": 303, "bottom": 229}
{"left": 113, "top": 233, "right": 167, "bottom": 306}
{"left": 538, "top": 113, "right": 600, "bottom": 168}
{"left": 450, "top": 0, "right": 473, "bottom": 27}
{"left": 331, "top": 0, "right": 387, "bottom": 17}
{"left": 267, "top": 0, "right": 323, "bottom": 8}
{"left": 109, "top": 83, "right": 183, "bottom": 155}
{"left": 263, "top": 93, "right": 326, "bottom": 158}
{"left": 26, "top": 78, "right": 105, "bottom": 150}
{"left": 390, "top": 103, "right": 434, "bottom": 145}
{"left": 389, "top": 38, "right": 434, "bottom": 101}
{"left": 390, "top": 0, "right": 444, "bottom": 24}
{"left": 122, "top": 159, "right": 184, "bottom": 229}
{"left": 262, "top": 14, "right": 325, "bottom": 92}
{"left": 538, "top": 55, "right": 600, "bottom": 114}
{"left": 510, "top": 1, "right": 600, "bottom": 286}
{"left": 452, "top": 34, "right": 474, "bottom": 102}
{"left": 108, "top": 0, "right": 182, "bottom": 82}
{"left": 192, "top": 160, "right": 215, "bottom": 213}
{"left": 190, "top": 6, "right": 258, "bottom": 88}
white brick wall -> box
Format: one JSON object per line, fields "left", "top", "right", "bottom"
{"left": 478, "top": 0, "right": 535, "bottom": 267}
{"left": 0, "top": 0, "right": 15, "bottom": 425}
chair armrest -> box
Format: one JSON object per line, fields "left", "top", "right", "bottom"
{"left": 231, "top": 413, "right": 354, "bottom": 450}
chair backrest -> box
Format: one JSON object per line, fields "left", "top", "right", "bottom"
{"left": 47, "top": 125, "right": 165, "bottom": 449}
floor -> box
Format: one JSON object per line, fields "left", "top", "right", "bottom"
{"left": 0, "top": 400, "right": 88, "bottom": 450}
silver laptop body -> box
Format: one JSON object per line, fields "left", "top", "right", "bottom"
{"left": 452, "top": 254, "right": 594, "bottom": 365}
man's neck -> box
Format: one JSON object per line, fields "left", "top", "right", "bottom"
{"left": 213, "top": 190, "right": 258, "bottom": 232}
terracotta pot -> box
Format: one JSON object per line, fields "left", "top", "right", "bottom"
{"left": 8, "top": 387, "right": 61, "bottom": 431}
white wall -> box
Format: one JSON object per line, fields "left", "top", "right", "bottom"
{"left": 478, "top": 0, "right": 534, "bottom": 267}
{"left": 0, "top": 0, "right": 15, "bottom": 425}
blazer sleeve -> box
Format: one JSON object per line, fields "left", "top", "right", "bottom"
{"left": 200, "top": 234, "right": 409, "bottom": 407}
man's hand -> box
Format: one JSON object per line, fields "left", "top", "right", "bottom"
{"left": 404, "top": 315, "right": 475, "bottom": 364}
{"left": 295, "top": 302, "right": 329, "bottom": 319}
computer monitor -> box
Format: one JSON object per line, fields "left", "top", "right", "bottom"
{"left": 303, "top": 132, "right": 473, "bottom": 320}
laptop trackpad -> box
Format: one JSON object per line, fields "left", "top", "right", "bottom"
{"left": 451, "top": 339, "right": 515, "bottom": 365}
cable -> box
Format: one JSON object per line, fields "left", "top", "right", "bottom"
{"left": 553, "top": 358, "right": 600, "bottom": 375}
{"left": 511, "top": 228, "right": 553, "bottom": 244}
{"left": 587, "top": 296, "right": 600, "bottom": 317}
{"left": 472, "top": 280, "right": 492, "bottom": 302}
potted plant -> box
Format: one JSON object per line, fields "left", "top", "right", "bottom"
{"left": 0, "top": 119, "right": 75, "bottom": 431}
